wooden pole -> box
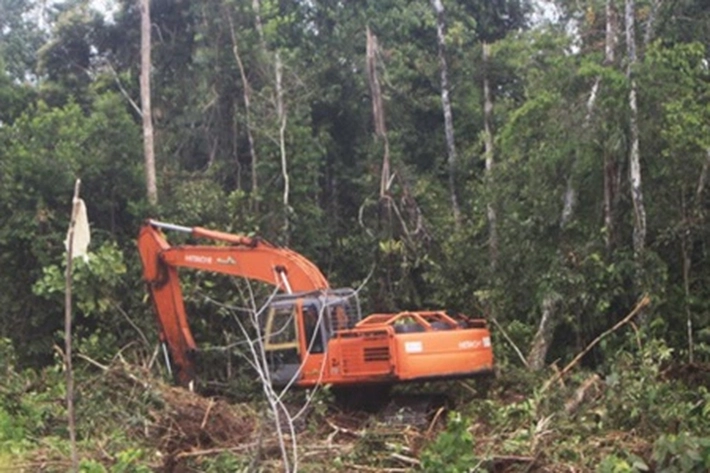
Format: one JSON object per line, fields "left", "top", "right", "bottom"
{"left": 65, "top": 179, "right": 81, "bottom": 471}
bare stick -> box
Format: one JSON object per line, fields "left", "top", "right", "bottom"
{"left": 564, "top": 373, "right": 601, "bottom": 415}
{"left": 64, "top": 179, "right": 81, "bottom": 472}
{"left": 113, "top": 302, "right": 151, "bottom": 349}
{"left": 490, "top": 316, "right": 529, "bottom": 368}
{"left": 426, "top": 406, "right": 446, "bottom": 436}
{"left": 390, "top": 453, "right": 420, "bottom": 466}
{"left": 76, "top": 352, "right": 109, "bottom": 371}
{"left": 174, "top": 442, "right": 259, "bottom": 459}
{"left": 200, "top": 399, "right": 215, "bottom": 429}
{"left": 542, "top": 295, "right": 650, "bottom": 392}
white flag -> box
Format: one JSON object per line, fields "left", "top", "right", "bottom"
{"left": 65, "top": 198, "right": 91, "bottom": 262}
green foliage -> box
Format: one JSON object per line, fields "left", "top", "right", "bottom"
{"left": 652, "top": 433, "right": 710, "bottom": 472}
{"left": 0, "top": 340, "right": 66, "bottom": 457}
{"left": 597, "top": 454, "right": 649, "bottom": 473}
{"left": 79, "top": 449, "right": 153, "bottom": 473}
{"left": 420, "top": 412, "right": 478, "bottom": 473}
{"left": 33, "top": 242, "right": 127, "bottom": 316}
{"left": 184, "top": 452, "right": 249, "bottom": 472}
{"left": 0, "top": 0, "right": 46, "bottom": 81}
{"left": 0, "top": 89, "right": 143, "bottom": 364}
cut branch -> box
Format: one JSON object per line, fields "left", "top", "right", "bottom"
{"left": 542, "top": 295, "right": 650, "bottom": 392}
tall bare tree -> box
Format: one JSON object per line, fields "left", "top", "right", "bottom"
{"left": 626, "top": 0, "right": 646, "bottom": 258}
{"left": 366, "top": 27, "right": 391, "bottom": 201}
{"left": 482, "top": 42, "right": 498, "bottom": 268}
{"left": 139, "top": 0, "right": 157, "bottom": 205}
{"left": 366, "top": 26, "right": 430, "bottom": 256}
{"left": 275, "top": 52, "right": 290, "bottom": 241}
{"left": 226, "top": 11, "right": 259, "bottom": 210}
{"left": 432, "top": 0, "right": 461, "bottom": 229}
{"left": 601, "top": 0, "right": 620, "bottom": 248}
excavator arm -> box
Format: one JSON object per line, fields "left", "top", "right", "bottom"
{"left": 137, "top": 219, "right": 329, "bottom": 386}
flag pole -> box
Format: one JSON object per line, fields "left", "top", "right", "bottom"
{"left": 65, "top": 178, "right": 81, "bottom": 471}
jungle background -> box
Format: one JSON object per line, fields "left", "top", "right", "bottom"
{"left": 1, "top": 0, "right": 710, "bottom": 471}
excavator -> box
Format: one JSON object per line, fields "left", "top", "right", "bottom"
{"left": 137, "top": 219, "right": 494, "bottom": 393}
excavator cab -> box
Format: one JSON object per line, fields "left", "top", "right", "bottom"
{"left": 262, "top": 289, "right": 361, "bottom": 387}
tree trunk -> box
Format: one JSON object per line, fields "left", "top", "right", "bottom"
{"left": 365, "top": 27, "right": 429, "bottom": 247}
{"left": 252, "top": 0, "right": 265, "bottom": 45}
{"left": 602, "top": 0, "right": 619, "bottom": 248}
{"left": 626, "top": 0, "right": 646, "bottom": 258}
{"left": 140, "top": 0, "right": 157, "bottom": 205}
{"left": 643, "top": 0, "right": 663, "bottom": 48}
{"left": 275, "top": 52, "right": 289, "bottom": 242}
{"left": 603, "top": 151, "right": 620, "bottom": 249}
{"left": 482, "top": 42, "right": 498, "bottom": 268}
{"left": 226, "top": 12, "right": 259, "bottom": 211}
{"left": 527, "top": 292, "right": 561, "bottom": 371}
{"left": 366, "top": 27, "right": 391, "bottom": 200}
{"left": 432, "top": 0, "right": 461, "bottom": 229}
{"left": 695, "top": 148, "right": 710, "bottom": 202}
{"left": 681, "top": 202, "right": 693, "bottom": 363}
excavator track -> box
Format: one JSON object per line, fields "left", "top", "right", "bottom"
{"left": 333, "top": 385, "right": 450, "bottom": 430}
{"left": 379, "top": 393, "right": 450, "bottom": 429}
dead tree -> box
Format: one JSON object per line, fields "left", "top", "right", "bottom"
{"left": 140, "top": 0, "right": 157, "bottom": 205}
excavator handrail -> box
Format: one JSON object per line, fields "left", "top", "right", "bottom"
{"left": 355, "top": 310, "right": 460, "bottom": 331}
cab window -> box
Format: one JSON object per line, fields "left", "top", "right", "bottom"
{"left": 264, "top": 304, "right": 299, "bottom": 350}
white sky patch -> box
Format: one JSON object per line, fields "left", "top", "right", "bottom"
{"left": 531, "top": 0, "right": 561, "bottom": 27}
{"left": 90, "top": 0, "right": 118, "bottom": 22}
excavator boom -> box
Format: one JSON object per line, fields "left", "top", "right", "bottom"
{"left": 137, "top": 219, "right": 329, "bottom": 385}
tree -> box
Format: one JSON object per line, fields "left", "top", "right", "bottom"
{"left": 431, "top": 0, "right": 462, "bottom": 229}
{"left": 625, "top": 0, "right": 645, "bottom": 260}
{"left": 0, "top": 0, "right": 45, "bottom": 81}
{"left": 140, "top": 0, "right": 157, "bottom": 205}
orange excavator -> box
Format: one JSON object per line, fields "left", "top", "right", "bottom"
{"left": 138, "top": 219, "right": 494, "bottom": 391}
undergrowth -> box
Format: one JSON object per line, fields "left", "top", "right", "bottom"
{"left": 1, "top": 337, "right": 709, "bottom": 472}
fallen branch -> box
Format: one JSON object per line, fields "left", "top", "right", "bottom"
{"left": 542, "top": 295, "right": 650, "bottom": 393}
{"left": 4, "top": 460, "right": 74, "bottom": 471}
{"left": 75, "top": 352, "right": 109, "bottom": 370}
{"left": 174, "top": 442, "right": 259, "bottom": 459}
{"left": 564, "top": 373, "right": 602, "bottom": 415}
{"left": 343, "top": 464, "right": 409, "bottom": 472}
{"left": 426, "top": 406, "right": 446, "bottom": 436}
{"left": 492, "top": 454, "right": 537, "bottom": 463}
{"left": 490, "top": 316, "right": 529, "bottom": 368}
{"left": 550, "top": 362, "right": 566, "bottom": 388}
{"left": 325, "top": 418, "right": 365, "bottom": 439}
{"left": 390, "top": 452, "right": 420, "bottom": 466}
{"left": 76, "top": 352, "right": 150, "bottom": 389}
{"left": 200, "top": 398, "right": 215, "bottom": 429}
